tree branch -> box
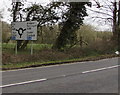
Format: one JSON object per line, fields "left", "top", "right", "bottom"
{"left": 87, "top": 7, "right": 113, "bottom": 17}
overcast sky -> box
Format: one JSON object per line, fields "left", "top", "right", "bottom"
{"left": 0, "top": 0, "right": 113, "bottom": 31}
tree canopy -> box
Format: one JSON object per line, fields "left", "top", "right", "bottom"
{"left": 12, "top": 1, "right": 91, "bottom": 50}
{"left": 53, "top": 2, "right": 91, "bottom": 50}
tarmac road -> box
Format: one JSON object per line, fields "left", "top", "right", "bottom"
{"left": 1, "top": 57, "right": 119, "bottom": 93}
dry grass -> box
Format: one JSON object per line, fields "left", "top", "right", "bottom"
{"left": 2, "top": 39, "right": 117, "bottom": 68}
{"left": 88, "top": 39, "right": 116, "bottom": 54}
{"left": 2, "top": 49, "right": 71, "bottom": 65}
{"left": 2, "top": 42, "right": 116, "bottom": 65}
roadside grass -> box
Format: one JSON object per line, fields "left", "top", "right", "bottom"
{"left": 2, "top": 41, "right": 119, "bottom": 70}
{"left": 2, "top": 54, "right": 119, "bottom": 70}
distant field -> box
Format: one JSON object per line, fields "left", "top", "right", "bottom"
{"left": 2, "top": 43, "right": 52, "bottom": 54}
{"left": 2, "top": 43, "right": 52, "bottom": 49}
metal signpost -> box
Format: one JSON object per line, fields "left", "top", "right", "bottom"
{"left": 11, "top": 21, "right": 37, "bottom": 55}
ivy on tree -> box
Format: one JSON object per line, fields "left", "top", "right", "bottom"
{"left": 53, "top": 2, "right": 91, "bottom": 50}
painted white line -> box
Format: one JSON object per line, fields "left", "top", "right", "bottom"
{"left": 82, "top": 65, "right": 119, "bottom": 74}
{"left": 1, "top": 65, "right": 119, "bottom": 88}
{"left": 0, "top": 78, "right": 47, "bottom": 88}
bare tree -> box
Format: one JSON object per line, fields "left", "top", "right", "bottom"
{"left": 87, "top": 0, "right": 118, "bottom": 37}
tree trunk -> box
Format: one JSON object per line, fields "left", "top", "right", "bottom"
{"left": 20, "top": 40, "right": 29, "bottom": 50}
{"left": 17, "top": 40, "right": 23, "bottom": 50}
{"left": 13, "top": 2, "right": 23, "bottom": 50}
{"left": 117, "top": 0, "right": 120, "bottom": 51}
{"left": 112, "top": 1, "right": 117, "bottom": 38}
{"left": 17, "top": 9, "right": 32, "bottom": 50}
{"left": 13, "top": 2, "right": 18, "bottom": 22}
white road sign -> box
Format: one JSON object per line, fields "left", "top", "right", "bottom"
{"left": 11, "top": 21, "right": 37, "bottom": 40}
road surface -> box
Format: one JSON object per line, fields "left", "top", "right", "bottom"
{"left": 1, "top": 57, "right": 119, "bottom": 93}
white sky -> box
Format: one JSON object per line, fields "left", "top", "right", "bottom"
{"left": 0, "top": 0, "right": 113, "bottom": 31}
{"left": 0, "top": 0, "right": 50, "bottom": 22}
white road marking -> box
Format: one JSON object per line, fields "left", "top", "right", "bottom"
{"left": 0, "top": 78, "right": 47, "bottom": 88}
{"left": 1, "top": 65, "right": 119, "bottom": 88}
{"left": 82, "top": 65, "right": 119, "bottom": 74}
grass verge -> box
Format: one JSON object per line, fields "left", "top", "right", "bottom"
{"left": 2, "top": 54, "right": 119, "bottom": 71}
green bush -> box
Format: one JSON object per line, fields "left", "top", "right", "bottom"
{"left": 1, "top": 21, "right": 11, "bottom": 43}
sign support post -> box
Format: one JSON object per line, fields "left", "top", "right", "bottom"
{"left": 11, "top": 21, "right": 37, "bottom": 55}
